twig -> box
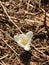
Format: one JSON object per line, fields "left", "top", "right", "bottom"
{"left": 0, "top": 29, "right": 17, "bottom": 42}
{"left": 31, "top": 53, "right": 46, "bottom": 62}
{"left": 39, "top": 0, "right": 41, "bottom": 8}
{"left": 31, "top": 44, "right": 49, "bottom": 60}
{"left": 1, "top": 38, "right": 19, "bottom": 56}
{"left": 1, "top": 61, "right": 6, "bottom": 65}
{"left": 0, "top": 54, "right": 9, "bottom": 60}
{"left": 0, "top": 38, "right": 22, "bottom": 64}
{"left": 43, "top": 11, "right": 48, "bottom": 32}
{"left": 0, "top": 62, "right": 3, "bottom": 65}
{"left": 37, "top": 27, "right": 45, "bottom": 33}
{"left": 40, "top": 8, "right": 49, "bottom": 18}
{"left": 0, "top": 46, "right": 6, "bottom": 49}
{"left": 24, "top": 10, "right": 42, "bottom": 16}
{"left": 0, "top": 29, "right": 23, "bottom": 55}
{"left": 26, "top": 2, "right": 34, "bottom": 8}
{"left": 38, "top": 46, "right": 49, "bottom": 50}
{"left": 27, "top": 0, "right": 30, "bottom": 10}
{"left": 39, "top": 7, "right": 49, "bottom": 32}
{"left": 24, "top": 19, "right": 43, "bottom": 24}
{"left": 0, "top": 1, "right": 23, "bottom": 34}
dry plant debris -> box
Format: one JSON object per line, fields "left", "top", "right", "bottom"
{"left": 0, "top": 0, "right": 49, "bottom": 65}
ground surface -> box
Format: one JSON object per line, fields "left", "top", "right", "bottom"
{"left": 0, "top": 0, "right": 49, "bottom": 65}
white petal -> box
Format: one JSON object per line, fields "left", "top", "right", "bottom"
{"left": 24, "top": 40, "right": 31, "bottom": 51}
{"left": 24, "top": 44, "right": 31, "bottom": 51}
{"left": 14, "top": 34, "right": 19, "bottom": 42}
{"left": 14, "top": 34, "right": 27, "bottom": 49}
{"left": 26, "top": 31, "right": 33, "bottom": 39}
{"left": 19, "top": 34, "right": 26, "bottom": 40}
{"left": 17, "top": 40, "right": 25, "bottom": 48}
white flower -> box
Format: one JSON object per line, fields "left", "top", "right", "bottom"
{"left": 14, "top": 31, "right": 33, "bottom": 51}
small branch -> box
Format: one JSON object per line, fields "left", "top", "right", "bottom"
{"left": 27, "top": 0, "right": 30, "bottom": 10}
{"left": 39, "top": 0, "right": 41, "bottom": 8}
{"left": 26, "top": 2, "right": 34, "bottom": 8}
{"left": 0, "top": 54, "right": 9, "bottom": 60}
{"left": 0, "top": 29, "right": 23, "bottom": 55}
{"left": 41, "top": 8, "right": 49, "bottom": 18}
{"left": 1, "top": 61, "right": 6, "bottom": 65}
{"left": 31, "top": 44, "right": 49, "bottom": 60}
{"left": 0, "top": 1, "right": 23, "bottom": 34}
{"left": 0, "top": 29, "right": 17, "bottom": 42}
{"left": 23, "top": 10, "right": 42, "bottom": 16}
{"left": 0, "top": 62, "right": 3, "bottom": 65}
{"left": 1, "top": 38, "right": 19, "bottom": 56}
{"left": 40, "top": 8, "right": 49, "bottom": 32}
{"left": 43, "top": 11, "right": 48, "bottom": 32}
